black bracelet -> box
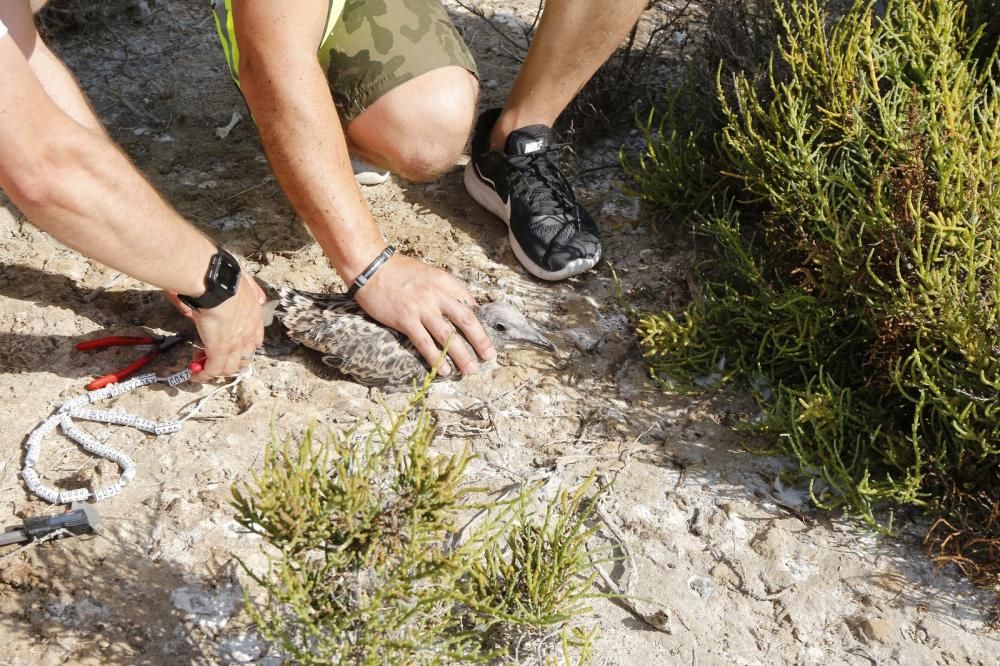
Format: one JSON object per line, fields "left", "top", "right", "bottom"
{"left": 346, "top": 246, "right": 396, "bottom": 299}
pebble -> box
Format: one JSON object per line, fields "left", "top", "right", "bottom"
{"left": 218, "top": 632, "right": 266, "bottom": 663}
{"left": 206, "top": 213, "right": 255, "bottom": 231}
{"left": 687, "top": 575, "right": 715, "bottom": 598}
{"left": 170, "top": 576, "right": 243, "bottom": 630}
{"left": 564, "top": 327, "right": 601, "bottom": 352}
{"left": 847, "top": 614, "right": 893, "bottom": 644}
{"left": 597, "top": 313, "right": 629, "bottom": 333}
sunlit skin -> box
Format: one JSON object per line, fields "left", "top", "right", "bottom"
{"left": 0, "top": 0, "right": 265, "bottom": 381}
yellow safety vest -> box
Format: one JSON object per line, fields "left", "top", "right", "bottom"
{"left": 212, "top": 0, "right": 346, "bottom": 86}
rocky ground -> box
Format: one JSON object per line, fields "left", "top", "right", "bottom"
{"left": 0, "top": 1, "right": 997, "bottom": 664}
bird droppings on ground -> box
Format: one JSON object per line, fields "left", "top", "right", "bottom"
{"left": 1, "top": 2, "right": 998, "bottom": 665}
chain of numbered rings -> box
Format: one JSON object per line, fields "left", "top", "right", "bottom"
{"left": 21, "top": 370, "right": 192, "bottom": 504}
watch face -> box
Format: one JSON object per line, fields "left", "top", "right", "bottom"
{"left": 213, "top": 253, "right": 241, "bottom": 295}
{"left": 184, "top": 248, "right": 242, "bottom": 309}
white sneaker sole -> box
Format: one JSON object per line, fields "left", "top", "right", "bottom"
{"left": 463, "top": 162, "right": 600, "bottom": 281}
{"left": 351, "top": 157, "right": 390, "bottom": 186}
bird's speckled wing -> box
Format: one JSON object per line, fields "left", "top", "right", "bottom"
{"left": 276, "top": 288, "right": 428, "bottom": 386}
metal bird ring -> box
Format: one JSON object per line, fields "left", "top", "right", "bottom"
{"left": 239, "top": 353, "right": 255, "bottom": 360}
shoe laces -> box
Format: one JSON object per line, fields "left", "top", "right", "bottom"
{"left": 508, "top": 143, "right": 579, "bottom": 222}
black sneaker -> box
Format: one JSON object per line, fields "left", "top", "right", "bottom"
{"left": 464, "top": 108, "right": 601, "bottom": 281}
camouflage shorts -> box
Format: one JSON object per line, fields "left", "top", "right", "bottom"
{"left": 323, "top": 0, "right": 478, "bottom": 121}
{"left": 213, "top": 0, "right": 477, "bottom": 122}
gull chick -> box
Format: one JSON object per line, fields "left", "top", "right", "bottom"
{"left": 275, "top": 287, "right": 556, "bottom": 387}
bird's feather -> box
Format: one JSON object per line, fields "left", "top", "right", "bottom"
{"left": 277, "top": 288, "right": 426, "bottom": 386}
{"left": 275, "top": 286, "right": 555, "bottom": 387}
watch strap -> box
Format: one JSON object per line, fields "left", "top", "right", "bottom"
{"left": 178, "top": 288, "right": 228, "bottom": 310}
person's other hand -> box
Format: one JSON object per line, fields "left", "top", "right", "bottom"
{"left": 353, "top": 253, "right": 496, "bottom": 376}
{"left": 166, "top": 274, "right": 266, "bottom": 381}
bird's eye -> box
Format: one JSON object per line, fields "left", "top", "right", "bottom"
{"left": 493, "top": 323, "right": 507, "bottom": 332}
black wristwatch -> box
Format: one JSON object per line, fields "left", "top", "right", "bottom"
{"left": 178, "top": 246, "right": 242, "bottom": 310}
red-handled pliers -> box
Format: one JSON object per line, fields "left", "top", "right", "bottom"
{"left": 76, "top": 334, "right": 185, "bottom": 391}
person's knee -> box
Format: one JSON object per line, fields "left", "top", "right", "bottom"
{"left": 348, "top": 67, "right": 478, "bottom": 182}
{"left": 393, "top": 101, "right": 475, "bottom": 182}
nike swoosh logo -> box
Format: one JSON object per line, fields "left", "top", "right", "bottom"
{"left": 475, "top": 163, "right": 497, "bottom": 189}
{"left": 475, "top": 163, "right": 512, "bottom": 222}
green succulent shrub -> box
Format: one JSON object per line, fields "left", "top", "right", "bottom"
{"left": 232, "top": 384, "right": 603, "bottom": 664}
{"left": 466, "top": 480, "right": 601, "bottom": 659}
{"left": 628, "top": 0, "right": 999, "bottom": 584}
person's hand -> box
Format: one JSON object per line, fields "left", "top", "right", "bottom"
{"left": 166, "top": 274, "right": 266, "bottom": 381}
{"left": 352, "top": 253, "right": 496, "bottom": 377}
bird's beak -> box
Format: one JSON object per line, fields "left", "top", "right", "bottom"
{"left": 523, "top": 333, "right": 557, "bottom": 353}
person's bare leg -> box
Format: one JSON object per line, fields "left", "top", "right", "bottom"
{"left": 490, "top": 0, "right": 648, "bottom": 149}
{"left": 346, "top": 65, "right": 478, "bottom": 183}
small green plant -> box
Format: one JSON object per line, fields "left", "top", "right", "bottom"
{"left": 628, "top": 0, "right": 1000, "bottom": 584}
{"left": 232, "top": 382, "right": 603, "bottom": 664}
{"left": 232, "top": 390, "right": 479, "bottom": 664}
{"left": 466, "top": 479, "right": 602, "bottom": 659}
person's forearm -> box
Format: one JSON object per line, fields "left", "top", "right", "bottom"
{"left": 238, "top": 53, "right": 386, "bottom": 282}
{"left": 5, "top": 117, "right": 216, "bottom": 296}
{"left": 0, "top": 6, "right": 216, "bottom": 296}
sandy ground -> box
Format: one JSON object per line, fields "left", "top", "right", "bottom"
{"left": 1, "top": 1, "right": 997, "bottom": 664}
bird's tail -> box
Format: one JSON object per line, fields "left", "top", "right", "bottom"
{"left": 271, "top": 285, "right": 359, "bottom": 330}
{"left": 257, "top": 283, "right": 327, "bottom": 317}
